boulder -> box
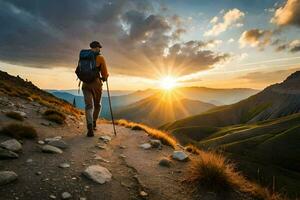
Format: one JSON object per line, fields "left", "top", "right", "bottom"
{"left": 0, "top": 171, "right": 18, "bottom": 185}
{"left": 0, "top": 139, "right": 22, "bottom": 152}
{"left": 172, "top": 151, "right": 189, "bottom": 161}
{"left": 61, "top": 192, "right": 72, "bottom": 199}
{"left": 95, "top": 144, "right": 106, "bottom": 150}
{"left": 0, "top": 147, "right": 18, "bottom": 159}
{"left": 37, "top": 140, "right": 45, "bottom": 145}
{"left": 94, "top": 155, "right": 110, "bottom": 163}
{"left": 119, "top": 154, "right": 126, "bottom": 158}
{"left": 83, "top": 165, "right": 112, "bottom": 184}
{"left": 99, "top": 136, "right": 111, "bottom": 143}
{"left": 14, "top": 111, "right": 27, "bottom": 118}
{"left": 140, "top": 191, "right": 148, "bottom": 197}
{"left": 139, "top": 143, "right": 152, "bottom": 150}
{"left": 44, "top": 136, "right": 62, "bottom": 143}
{"left": 150, "top": 139, "right": 162, "bottom": 148}
{"left": 42, "top": 145, "right": 63, "bottom": 154}
{"left": 159, "top": 158, "right": 172, "bottom": 167}
{"left": 48, "top": 140, "right": 68, "bottom": 149}
{"left": 59, "top": 163, "right": 70, "bottom": 168}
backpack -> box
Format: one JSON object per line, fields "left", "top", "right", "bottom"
{"left": 75, "top": 49, "right": 100, "bottom": 83}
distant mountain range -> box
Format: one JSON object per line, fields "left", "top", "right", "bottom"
{"left": 174, "top": 87, "right": 259, "bottom": 105}
{"left": 48, "top": 86, "right": 258, "bottom": 122}
{"left": 49, "top": 89, "right": 154, "bottom": 119}
{"left": 114, "top": 92, "right": 216, "bottom": 127}
{"left": 161, "top": 71, "right": 300, "bottom": 196}
{"left": 162, "top": 71, "right": 300, "bottom": 130}
{"left": 46, "top": 89, "right": 134, "bottom": 97}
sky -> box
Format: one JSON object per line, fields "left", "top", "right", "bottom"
{"left": 0, "top": 0, "right": 300, "bottom": 90}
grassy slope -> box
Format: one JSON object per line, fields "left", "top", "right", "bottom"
{"left": 180, "top": 113, "right": 300, "bottom": 197}
{"left": 160, "top": 72, "right": 300, "bottom": 197}
{"left": 0, "top": 70, "right": 83, "bottom": 117}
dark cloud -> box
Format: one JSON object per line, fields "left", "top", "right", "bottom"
{"left": 275, "top": 44, "right": 288, "bottom": 52}
{"left": 163, "top": 41, "right": 230, "bottom": 75}
{"left": 0, "top": 0, "right": 230, "bottom": 78}
{"left": 271, "top": 0, "right": 300, "bottom": 27}
{"left": 290, "top": 43, "right": 300, "bottom": 52}
{"left": 273, "top": 39, "right": 300, "bottom": 53}
{"left": 239, "top": 29, "right": 273, "bottom": 50}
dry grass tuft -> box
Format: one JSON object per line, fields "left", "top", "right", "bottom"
{"left": 115, "top": 119, "right": 177, "bottom": 148}
{"left": 0, "top": 123, "right": 37, "bottom": 139}
{"left": 43, "top": 109, "right": 66, "bottom": 124}
{"left": 5, "top": 111, "right": 24, "bottom": 121}
{"left": 187, "top": 148, "right": 288, "bottom": 200}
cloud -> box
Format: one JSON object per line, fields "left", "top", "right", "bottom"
{"left": 239, "top": 29, "right": 273, "bottom": 50}
{"left": 204, "top": 8, "right": 245, "bottom": 36}
{"left": 0, "top": 0, "right": 231, "bottom": 78}
{"left": 210, "top": 16, "right": 218, "bottom": 24}
{"left": 171, "top": 28, "right": 186, "bottom": 40}
{"left": 289, "top": 40, "right": 300, "bottom": 52}
{"left": 170, "top": 15, "right": 184, "bottom": 27}
{"left": 164, "top": 41, "right": 230, "bottom": 75}
{"left": 271, "top": 0, "right": 300, "bottom": 27}
{"left": 227, "top": 38, "right": 235, "bottom": 43}
{"left": 275, "top": 39, "right": 300, "bottom": 52}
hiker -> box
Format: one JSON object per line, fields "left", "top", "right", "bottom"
{"left": 75, "top": 41, "right": 109, "bottom": 137}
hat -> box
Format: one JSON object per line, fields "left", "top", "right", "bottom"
{"left": 90, "top": 41, "right": 102, "bottom": 48}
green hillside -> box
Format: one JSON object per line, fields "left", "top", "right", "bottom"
{"left": 161, "top": 71, "right": 300, "bottom": 197}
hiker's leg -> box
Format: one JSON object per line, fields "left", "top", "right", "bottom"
{"left": 92, "top": 79, "right": 103, "bottom": 123}
{"left": 82, "top": 85, "right": 94, "bottom": 129}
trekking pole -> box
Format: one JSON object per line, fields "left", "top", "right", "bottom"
{"left": 106, "top": 79, "right": 117, "bottom": 136}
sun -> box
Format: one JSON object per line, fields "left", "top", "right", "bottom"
{"left": 159, "top": 76, "right": 177, "bottom": 90}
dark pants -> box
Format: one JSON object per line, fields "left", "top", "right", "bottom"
{"left": 82, "top": 78, "right": 103, "bottom": 128}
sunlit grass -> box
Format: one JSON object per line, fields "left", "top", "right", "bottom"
{"left": 115, "top": 119, "right": 177, "bottom": 148}
{"left": 186, "top": 145, "right": 288, "bottom": 200}
{"left": 43, "top": 109, "right": 66, "bottom": 124}
{"left": 0, "top": 70, "right": 83, "bottom": 119}
{"left": 0, "top": 123, "right": 37, "bottom": 139}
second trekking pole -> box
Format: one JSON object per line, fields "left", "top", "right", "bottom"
{"left": 106, "top": 79, "right": 117, "bottom": 136}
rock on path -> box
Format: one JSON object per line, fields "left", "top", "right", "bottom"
{"left": 139, "top": 143, "right": 152, "bottom": 150}
{"left": 48, "top": 140, "right": 68, "bottom": 149}
{"left": 42, "top": 145, "right": 63, "bottom": 154}
{"left": 159, "top": 158, "right": 172, "bottom": 167}
{"left": 150, "top": 139, "right": 162, "bottom": 149}
{"left": 99, "top": 136, "right": 111, "bottom": 143}
{"left": 61, "top": 192, "right": 72, "bottom": 199}
{"left": 83, "top": 165, "right": 112, "bottom": 184}
{"left": 172, "top": 151, "right": 189, "bottom": 161}
{"left": 0, "top": 147, "right": 18, "bottom": 159}
{"left": 0, "top": 139, "right": 22, "bottom": 152}
{"left": 0, "top": 171, "right": 18, "bottom": 185}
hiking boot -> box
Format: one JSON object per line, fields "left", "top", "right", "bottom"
{"left": 86, "top": 124, "right": 94, "bottom": 137}
{"left": 93, "top": 121, "right": 97, "bottom": 130}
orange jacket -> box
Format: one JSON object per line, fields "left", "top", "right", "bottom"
{"left": 96, "top": 55, "right": 109, "bottom": 80}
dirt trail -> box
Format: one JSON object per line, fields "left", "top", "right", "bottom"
{"left": 0, "top": 96, "right": 197, "bottom": 200}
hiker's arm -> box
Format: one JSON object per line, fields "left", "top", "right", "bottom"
{"left": 96, "top": 55, "right": 109, "bottom": 81}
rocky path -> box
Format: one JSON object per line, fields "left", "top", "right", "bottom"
{"left": 0, "top": 96, "right": 195, "bottom": 200}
